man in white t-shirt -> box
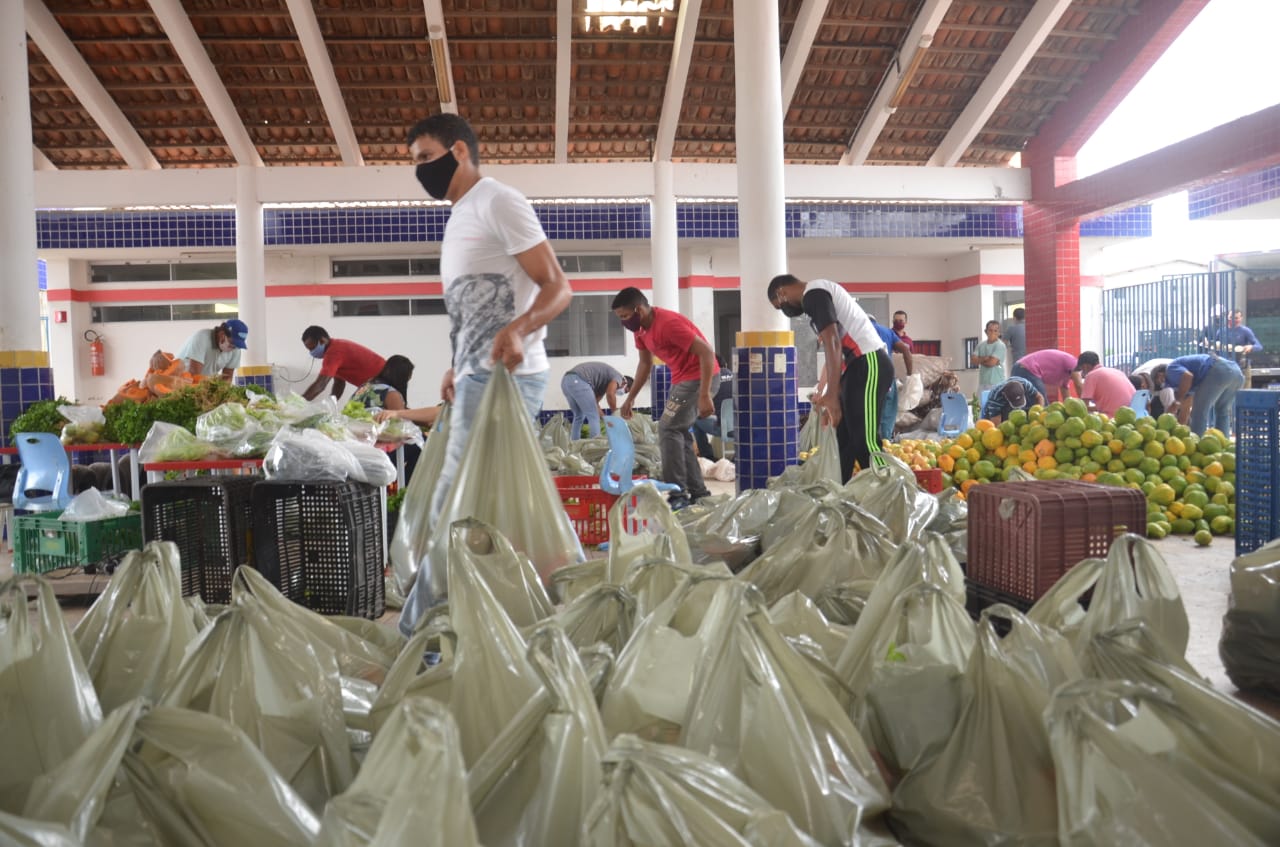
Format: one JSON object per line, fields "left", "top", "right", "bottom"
{"left": 401, "top": 113, "right": 572, "bottom": 628}
{"left": 768, "top": 273, "right": 892, "bottom": 481}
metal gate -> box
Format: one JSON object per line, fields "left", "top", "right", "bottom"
{"left": 1102, "top": 270, "right": 1236, "bottom": 371}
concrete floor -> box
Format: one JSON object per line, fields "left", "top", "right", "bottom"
{"left": 4, "top": 485, "right": 1276, "bottom": 720}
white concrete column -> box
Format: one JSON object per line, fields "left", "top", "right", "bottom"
{"left": 1, "top": 0, "right": 42, "bottom": 351}
{"left": 733, "top": 2, "right": 789, "bottom": 332}
{"left": 650, "top": 159, "right": 680, "bottom": 311}
{"left": 236, "top": 166, "right": 268, "bottom": 365}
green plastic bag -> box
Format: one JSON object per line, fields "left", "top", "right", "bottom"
{"left": 891, "top": 605, "right": 1081, "bottom": 847}
{"left": 318, "top": 697, "right": 479, "bottom": 847}
{"left": 159, "top": 572, "right": 356, "bottom": 811}
{"left": 605, "top": 484, "right": 693, "bottom": 584}
{"left": 680, "top": 581, "right": 892, "bottom": 845}
{"left": 582, "top": 734, "right": 823, "bottom": 847}
{"left": 1075, "top": 534, "right": 1189, "bottom": 660}
{"left": 0, "top": 576, "right": 102, "bottom": 814}
{"left": 74, "top": 542, "right": 199, "bottom": 713}
{"left": 1219, "top": 538, "right": 1280, "bottom": 695}
{"left": 1054, "top": 621, "right": 1280, "bottom": 844}
{"left": 468, "top": 624, "right": 609, "bottom": 847}
{"left": 447, "top": 518, "right": 553, "bottom": 629}
{"left": 388, "top": 403, "right": 452, "bottom": 595}
{"left": 415, "top": 369, "right": 584, "bottom": 611}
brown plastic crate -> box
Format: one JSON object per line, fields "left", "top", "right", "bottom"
{"left": 966, "top": 480, "right": 1146, "bottom": 603}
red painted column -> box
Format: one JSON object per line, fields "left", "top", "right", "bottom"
{"left": 1023, "top": 154, "right": 1082, "bottom": 353}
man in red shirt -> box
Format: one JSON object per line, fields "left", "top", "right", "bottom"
{"left": 300, "top": 325, "right": 387, "bottom": 400}
{"left": 612, "top": 287, "right": 720, "bottom": 507}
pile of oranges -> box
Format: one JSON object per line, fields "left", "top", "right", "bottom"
{"left": 882, "top": 398, "right": 1235, "bottom": 544}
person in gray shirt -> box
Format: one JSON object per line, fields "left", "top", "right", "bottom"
{"left": 561, "top": 362, "right": 632, "bottom": 438}
{"left": 1004, "top": 307, "right": 1027, "bottom": 367}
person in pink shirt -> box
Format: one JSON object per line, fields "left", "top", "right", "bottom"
{"left": 1075, "top": 351, "right": 1136, "bottom": 416}
{"left": 1012, "top": 348, "right": 1082, "bottom": 403}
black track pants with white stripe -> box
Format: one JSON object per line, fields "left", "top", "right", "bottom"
{"left": 837, "top": 348, "right": 894, "bottom": 482}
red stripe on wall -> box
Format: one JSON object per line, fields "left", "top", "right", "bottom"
{"left": 46, "top": 286, "right": 239, "bottom": 302}
{"left": 679, "top": 275, "right": 740, "bottom": 289}
{"left": 45, "top": 274, "right": 1030, "bottom": 304}
{"left": 1080, "top": 275, "right": 1105, "bottom": 288}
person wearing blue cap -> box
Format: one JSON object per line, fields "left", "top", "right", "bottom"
{"left": 175, "top": 319, "right": 249, "bottom": 380}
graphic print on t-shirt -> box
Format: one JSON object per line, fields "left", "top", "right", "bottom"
{"left": 446, "top": 273, "right": 515, "bottom": 375}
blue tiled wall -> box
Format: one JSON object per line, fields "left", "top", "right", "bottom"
{"left": 233, "top": 373, "right": 275, "bottom": 395}
{"left": 1188, "top": 164, "right": 1280, "bottom": 220}
{"left": 1079, "top": 205, "right": 1153, "bottom": 238}
{"left": 1, "top": 367, "right": 55, "bottom": 446}
{"left": 733, "top": 346, "right": 798, "bottom": 490}
{"left": 650, "top": 365, "right": 671, "bottom": 422}
{"left": 37, "top": 259, "right": 47, "bottom": 291}
{"left": 36, "top": 201, "right": 1154, "bottom": 251}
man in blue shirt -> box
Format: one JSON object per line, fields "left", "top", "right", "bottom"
{"left": 1217, "top": 309, "right": 1263, "bottom": 389}
{"left": 1153, "top": 354, "right": 1245, "bottom": 437}
{"left": 872, "top": 318, "right": 913, "bottom": 442}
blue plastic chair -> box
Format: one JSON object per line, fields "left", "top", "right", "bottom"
{"left": 13, "top": 432, "right": 73, "bottom": 513}
{"left": 938, "top": 392, "right": 971, "bottom": 437}
{"left": 718, "top": 398, "right": 735, "bottom": 460}
{"left": 1130, "top": 389, "right": 1151, "bottom": 416}
{"left": 979, "top": 390, "right": 991, "bottom": 413}
{"left": 600, "top": 416, "right": 681, "bottom": 496}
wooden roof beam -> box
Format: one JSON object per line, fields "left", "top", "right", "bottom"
{"left": 423, "top": 0, "right": 458, "bottom": 115}
{"left": 25, "top": 0, "right": 160, "bottom": 170}
{"left": 284, "top": 0, "right": 362, "bottom": 166}
{"left": 780, "top": 0, "right": 830, "bottom": 108}
{"left": 653, "top": 0, "right": 702, "bottom": 161}
{"left": 146, "top": 0, "right": 262, "bottom": 166}
{"left": 928, "top": 0, "right": 1075, "bottom": 167}
{"left": 554, "top": 0, "right": 569, "bottom": 162}
{"left": 33, "top": 146, "right": 57, "bottom": 170}
{"left": 842, "top": 0, "right": 954, "bottom": 166}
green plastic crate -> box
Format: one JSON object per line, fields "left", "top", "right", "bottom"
{"left": 13, "top": 511, "right": 143, "bottom": 575}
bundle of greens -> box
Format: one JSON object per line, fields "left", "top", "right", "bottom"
{"left": 9, "top": 397, "right": 72, "bottom": 443}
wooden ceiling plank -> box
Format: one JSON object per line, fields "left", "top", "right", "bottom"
{"left": 283, "top": 0, "right": 362, "bottom": 165}
{"left": 843, "top": 0, "right": 954, "bottom": 166}
{"left": 26, "top": 0, "right": 160, "bottom": 170}
{"left": 554, "top": 0, "right": 569, "bottom": 161}
{"left": 146, "top": 0, "right": 262, "bottom": 166}
{"left": 781, "top": 0, "right": 830, "bottom": 109}
{"left": 929, "top": 0, "right": 1075, "bottom": 167}
{"left": 653, "top": 0, "right": 701, "bottom": 160}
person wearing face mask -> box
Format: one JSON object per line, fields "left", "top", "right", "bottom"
{"left": 174, "top": 319, "right": 249, "bottom": 380}
{"left": 891, "top": 310, "right": 913, "bottom": 350}
{"left": 398, "top": 113, "right": 572, "bottom": 628}
{"left": 768, "top": 274, "right": 891, "bottom": 481}
{"left": 611, "top": 286, "right": 720, "bottom": 508}
{"left": 300, "top": 325, "right": 387, "bottom": 401}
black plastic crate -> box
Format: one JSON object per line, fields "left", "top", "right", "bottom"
{"left": 142, "top": 476, "right": 259, "bottom": 603}
{"left": 251, "top": 479, "right": 385, "bottom": 619}
{"left": 1235, "top": 390, "right": 1280, "bottom": 555}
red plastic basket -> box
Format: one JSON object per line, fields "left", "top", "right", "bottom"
{"left": 913, "top": 468, "right": 943, "bottom": 494}
{"left": 966, "top": 480, "right": 1146, "bottom": 603}
{"left": 555, "top": 476, "right": 618, "bottom": 546}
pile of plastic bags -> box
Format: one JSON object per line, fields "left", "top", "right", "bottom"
{"left": 136, "top": 392, "right": 423, "bottom": 472}
{"left": 4, "top": 373, "right": 1279, "bottom": 845}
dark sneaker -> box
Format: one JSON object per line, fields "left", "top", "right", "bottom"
{"left": 667, "top": 494, "right": 692, "bottom": 511}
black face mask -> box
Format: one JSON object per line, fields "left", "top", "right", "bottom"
{"left": 779, "top": 302, "right": 805, "bottom": 318}
{"left": 416, "top": 151, "right": 458, "bottom": 200}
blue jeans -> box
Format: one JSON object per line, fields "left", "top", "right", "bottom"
{"left": 1189, "top": 357, "right": 1244, "bottom": 437}
{"left": 561, "top": 372, "right": 601, "bottom": 438}
{"left": 400, "top": 369, "right": 548, "bottom": 635}
{"left": 691, "top": 416, "right": 721, "bottom": 461}
{"left": 880, "top": 379, "right": 899, "bottom": 442}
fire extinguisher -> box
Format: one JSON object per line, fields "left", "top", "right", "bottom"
{"left": 85, "top": 329, "right": 106, "bottom": 376}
